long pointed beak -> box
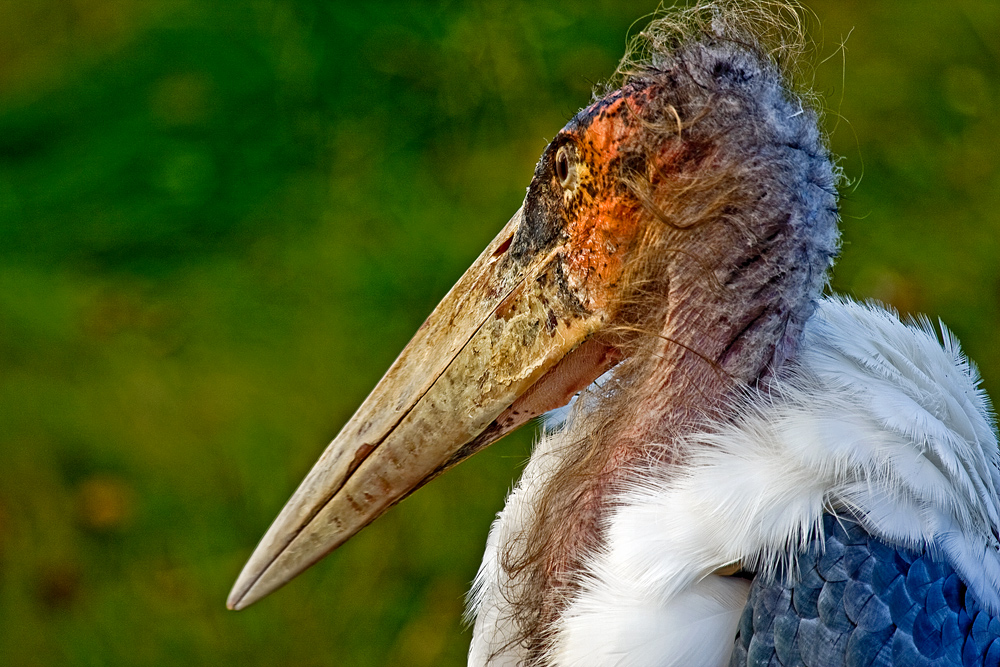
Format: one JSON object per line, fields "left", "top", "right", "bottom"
{"left": 228, "top": 205, "right": 620, "bottom": 610}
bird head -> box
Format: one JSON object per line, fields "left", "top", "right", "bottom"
{"left": 228, "top": 5, "right": 840, "bottom": 612}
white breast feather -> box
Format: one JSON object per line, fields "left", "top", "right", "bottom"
{"left": 469, "top": 297, "right": 1000, "bottom": 667}
{"left": 467, "top": 423, "right": 575, "bottom": 666}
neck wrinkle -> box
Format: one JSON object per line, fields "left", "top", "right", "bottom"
{"left": 516, "top": 262, "right": 804, "bottom": 665}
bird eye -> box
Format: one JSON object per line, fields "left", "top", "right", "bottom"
{"left": 555, "top": 146, "right": 573, "bottom": 188}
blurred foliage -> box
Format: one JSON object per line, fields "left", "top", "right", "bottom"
{"left": 0, "top": 1, "right": 997, "bottom": 665}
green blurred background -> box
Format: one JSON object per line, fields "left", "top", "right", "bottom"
{"left": 1, "top": 1, "right": 997, "bottom": 665}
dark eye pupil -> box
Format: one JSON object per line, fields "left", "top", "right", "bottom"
{"left": 556, "top": 152, "right": 570, "bottom": 183}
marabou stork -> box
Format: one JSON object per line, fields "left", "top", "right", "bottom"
{"left": 228, "top": 3, "right": 1000, "bottom": 665}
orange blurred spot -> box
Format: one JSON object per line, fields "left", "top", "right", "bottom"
{"left": 77, "top": 475, "right": 134, "bottom": 532}
{"left": 37, "top": 563, "right": 82, "bottom": 610}
{"left": 80, "top": 291, "right": 144, "bottom": 340}
{"left": 866, "top": 269, "right": 923, "bottom": 316}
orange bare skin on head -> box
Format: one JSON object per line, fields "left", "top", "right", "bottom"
{"left": 551, "top": 81, "right": 720, "bottom": 319}
{"left": 557, "top": 91, "right": 649, "bottom": 314}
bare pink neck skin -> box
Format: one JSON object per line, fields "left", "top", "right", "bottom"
{"left": 510, "top": 243, "right": 810, "bottom": 664}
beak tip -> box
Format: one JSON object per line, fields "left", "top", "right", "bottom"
{"left": 227, "top": 538, "right": 304, "bottom": 612}
{"left": 226, "top": 580, "right": 249, "bottom": 611}
{"left": 226, "top": 583, "right": 245, "bottom": 610}
{"left": 227, "top": 560, "right": 266, "bottom": 611}
{"left": 227, "top": 579, "right": 266, "bottom": 611}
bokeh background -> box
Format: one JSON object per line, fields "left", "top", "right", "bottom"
{"left": 2, "top": 1, "right": 998, "bottom": 665}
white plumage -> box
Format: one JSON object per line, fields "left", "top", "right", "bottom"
{"left": 469, "top": 297, "right": 1000, "bottom": 667}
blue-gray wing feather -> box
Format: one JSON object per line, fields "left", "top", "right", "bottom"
{"left": 729, "top": 514, "right": 1000, "bottom": 666}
